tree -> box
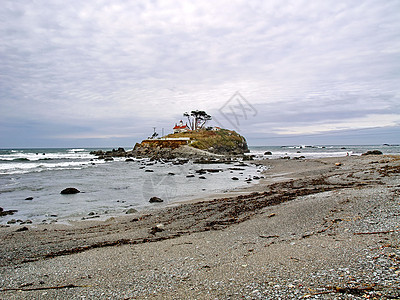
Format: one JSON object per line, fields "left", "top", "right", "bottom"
{"left": 183, "top": 110, "right": 212, "bottom": 130}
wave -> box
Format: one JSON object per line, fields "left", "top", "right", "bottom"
{"left": 68, "top": 148, "right": 86, "bottom": 152}
{"left": 0, "top": 160, "right": 104, "bottom": 175}
{"left": 13, "top": 158, "right": 30, "bottom": 161}
{"left": 0, "top": 151, "right": 95, "bottom": 162}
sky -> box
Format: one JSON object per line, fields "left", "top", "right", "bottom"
{"left": 1, "top": 0, "right": 399, "bottom": 148}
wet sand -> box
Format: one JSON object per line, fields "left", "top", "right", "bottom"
{"left": 0, "top": 155, "right": 399, "bottom": 299}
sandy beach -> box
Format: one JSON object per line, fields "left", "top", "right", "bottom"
{"left": 0, "top": 155, "right": 399, "bottom": 299}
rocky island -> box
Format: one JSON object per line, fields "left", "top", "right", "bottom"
{"left": 132, "top": 127, "right": 249, "bottom": 159}
{"left": 93, "top": 111, "right": 250, "bottom": 160}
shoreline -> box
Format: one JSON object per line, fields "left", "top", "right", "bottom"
{"left": 0, "top": 155, "right": 399, "bottom": 299}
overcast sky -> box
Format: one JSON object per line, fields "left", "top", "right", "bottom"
{"left": 1, "top": 0, "right": 399, "bottom": 147}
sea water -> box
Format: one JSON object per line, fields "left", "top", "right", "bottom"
{"left": 0, "top": 148, "right": 263, "bottom": 224}
{"left": 0, "top": 145, "right": 398, "bottom": 225}
{"left": 248, "top": 144, "right": 400, "bottom": 159}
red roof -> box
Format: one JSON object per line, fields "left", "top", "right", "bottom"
{"left": 173, "top": 125, "right": 188, "bottom": 129}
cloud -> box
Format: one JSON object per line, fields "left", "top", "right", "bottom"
{"left": 272, "top": 114, "right": 400, "bottom": 135}
{"left": 1, "top": 0, "right": 399, "bottom": 147}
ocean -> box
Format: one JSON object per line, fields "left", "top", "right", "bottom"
{"left": 0, "top": 145, "right": 398, "bottom": 225}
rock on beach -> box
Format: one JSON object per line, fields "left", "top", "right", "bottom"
{"left": 149, "top": 197, "right": 163, "bottom": 203}
{"left": 362, "top": 150, "right": 383, "bottom": 155}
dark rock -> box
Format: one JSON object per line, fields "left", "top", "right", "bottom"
{"left": 0, "top": 208, "right": 18, "bottom": 217}
{"left": 90, "top": 150, "right": 104, "bottom": 156}
{"left": 168, "top": 172, "right": 175, "bottom": 175}
{"left": 243, "top": 155, "right": 255, "bottom": 161}
{"left": 199, "top": 176, "right": 206, "bottom": 179}
{"left": 195, "top": 169, "right": 207, "bottom": 175}
{"left": 186, "top": 174, "right": 195, "bottom": 178}
{"left": 60, "top": 187, "right": 80, "bottom": 194}
{"left": 232, "top": 177, "right": 239, "bottom": 180}
{"left": 150, "top": 225, "right": 164, "bottom": 235}
{"left": 125, "top": 158, "right": 134, "bottom": 162}
{"left": 15, "top": 226, "right": 29, "bottom": 232}
{"left": 7, "top": 219, "right": 17, "bottom": 224}
{"left": 25, "top": 197, "right": 34, "bottom": 200}
{"left": 264, "top": 151, "right": 272, "bottom": 155}
{"left": 126, "top": 208, "right": 138, "bottom": 214}
{"left": 362, "top": 150, "right": 383, "bottom": 156}
{"left": 145, "top": 170, "right": 154, "bottom": 172}
{"left": 206, "top": 169, "right": 222, "bottom": 173}
{"left": 149, "top": 197, "right": 163, "bottom": 203}
{"left": 173, "top": 159, "right": 189, "bottom": 165}
{"left": 88, "top": 212, "right": 96, "bottom": 216}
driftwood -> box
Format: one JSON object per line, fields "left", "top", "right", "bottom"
{"left": 354, "top": 229, "right": 397, "bottom": 235}
{"left": 0, "top": 284, "right": 84, "bottom": 292}
{"left": 302, "top": 285, "right": 375, "bottom": 298}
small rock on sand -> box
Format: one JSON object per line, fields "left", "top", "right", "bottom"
{"left": 149, "top": 197, "right": 163, "bottom": 203}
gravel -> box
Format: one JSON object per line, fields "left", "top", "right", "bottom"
{"left": 0, "top": 155, "right": 399, "bottom": 299}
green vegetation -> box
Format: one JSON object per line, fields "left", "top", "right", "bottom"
{"left": 165, "top": 129, "right": 248, "bottom": 154}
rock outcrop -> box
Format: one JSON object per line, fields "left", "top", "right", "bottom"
{"left": 132, "top": 128, "right": 248, "bottom": 159}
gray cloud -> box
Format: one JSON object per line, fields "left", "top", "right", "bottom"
{"left": 1, "top": 0, "right": 399, "bottom": 147}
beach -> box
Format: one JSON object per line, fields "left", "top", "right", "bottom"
{"left": 0, "top": 155, "right": 399, "bottom": 299}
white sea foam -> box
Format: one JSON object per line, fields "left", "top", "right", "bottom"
{"left": 0, "top": 152, "right": 94, "bottom": 161}
{"left": 0, "top": 149, "right": 102, "bottom": 174}
{"left": 0, "top": 160, "right": 105, "bottom": 175}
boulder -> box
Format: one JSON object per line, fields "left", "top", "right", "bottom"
{"left": 149, "top": 197, "right": 163, "bottom": 203}
{"left": 15, "top": 226, "right": 29, "bottom": 232}
{"left": 60, "top": 187, "right": 80, "bottom": 194}
{"left": 264, "top": 151, "right": 272, "bottom": 155}
{"left": 232, "top": 177, "right": 239, "bottom": 180}
{"left": 25, "top": 197, "right": 33, "bottom": 200}
{"left": 362, "top": 150, "right": 383, "bottom": 156}
{"left": 90, "top": 150, "right": 104, "bottom": 156}
{"left": 126, "top": 208, "right": 138, "bottom": 214}
{"left": 0, "top": 208, "right": 18, "bottom": 217}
